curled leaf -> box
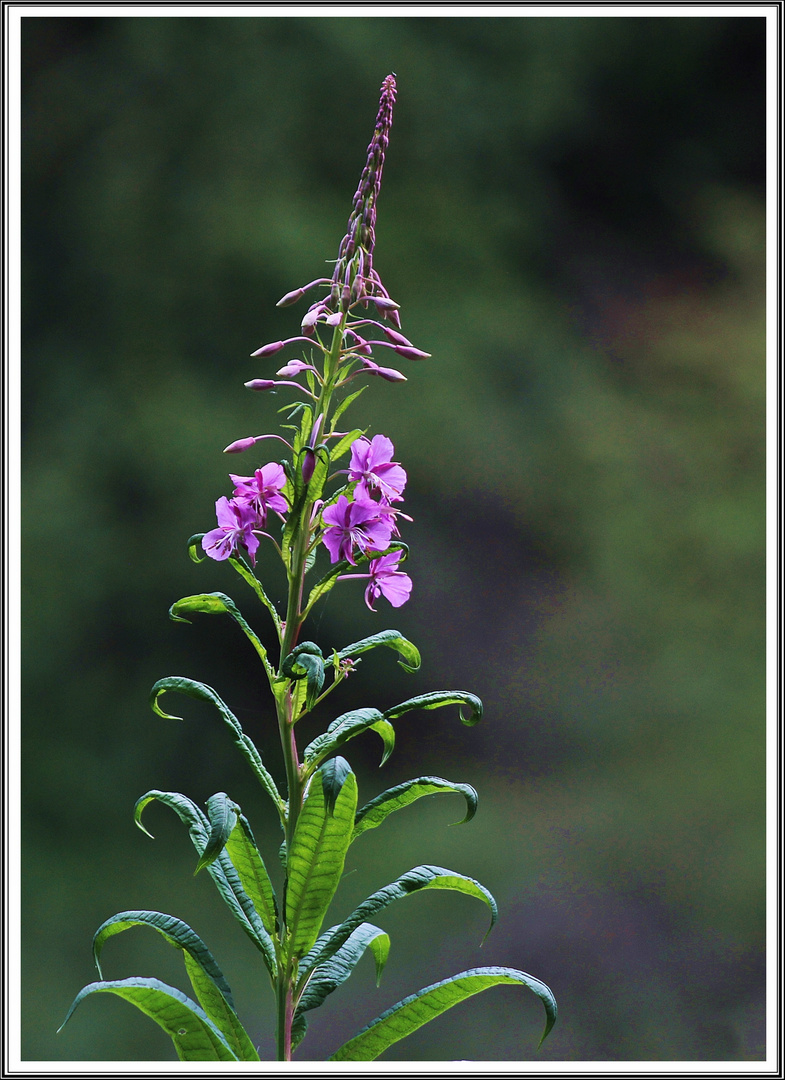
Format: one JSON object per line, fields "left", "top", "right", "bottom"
{"left": 329, "top": 966, "right": 557, "bottom": 1061}
{"left": 353, "top": 776, "right": 478, "bottom": 840}
{"left": 300, "top": 864, "right": 497, "bottom": 980}
{"left": 384, "top": 690, "right": 483, "bottom": 727}
{"left": 337, "top": 630, "right": 421, "bottom": 673}
{"left": 58, "top": 977, "right": 239, "bottom": 1061}
{"left": 187, "top": 534, "right": 207, "bottom": 564}
{"left": 304, "top": 708, "right": 396, "bottom": 772}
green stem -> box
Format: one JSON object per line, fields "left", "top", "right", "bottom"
{"left": 274, "top": 317, "right": 349, "bottom": 1062}
{"left": 275, "top": 969, "right": 295, "bottom": 1061}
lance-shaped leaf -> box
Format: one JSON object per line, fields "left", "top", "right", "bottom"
{"left": 328, "top": 424, "right": 365, "bottom": 461}
{"left": 291, "top": 922, "right": 390, "bottom": 1052}
{"left": 90, "top": 911, "right": 259, "bottom": 1062}
{"left": 195, "top": 793, "right": 239, "bottom": 875}
{"left": 227, "top": 552, "right": 282, "bottom": 636}
{"left": 92, "top": 910, "right": 234, "bottom": 1004}
{"left": 58, "top": 977, "right": 239, "bottom": 1061}
{"left": 336, "top": 630, "right": 421, "bottom": 673}
{"left": 352, "top": 776, "right": 478, "bottom": 841}
{"left": 224, "top": 813, "right": 279, "bottom": 937}
{"left": 299, "top": 865, "right": 497, "bottom": 980}
{"left": 329, "top": 966, "right": 558, "bottom": 1061}
{"left": 329, "top": 384, "right": 366, "bottom": 431}
{"left": 285, "top": 758, "right": 358, "bottom": 959}
{"left": 384, "top": 690, "right": 483, "bottom": 727}
{"left": 281, "top": 642, "right": 325, "bottom": 714}
{"left": 168, "top": 592, "right": 272, "bottom": 675}
{"left": 149, "top": 677, "right": 284, "bottom": 816}
{"left": 134, "top": 790, "right": 277, "bottom": 979}
{"left": 303, "top": 708, "right": 396, "bottom": 773}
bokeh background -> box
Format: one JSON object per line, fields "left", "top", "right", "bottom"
{"left": 21, "top": 13, "right": 767, "bottom": 1063}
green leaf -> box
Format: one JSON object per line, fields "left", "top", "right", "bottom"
{"left": 330, "top": 386, "right": 366, "bottom": 431}
{"left": 168, "top": 592, "right": 272, "bottom": 674}
{"left": 181, "top": 954, "right": 260, "bottom": 1061}
{"left": 89, "top": 910, "right": 259, "bottom": 1062}
{"left": 303, "top": 444, "right": 331, "bottom": 503}
{"left": 149, "top": 677, "right": 284, "bottom": 815}
{"left": 329, "top": 966, "right": 557, "bottom": 1061}
{"left": 303, "top": 708, "right": 396, "bottom": 772}
{"left": 226, "top": 553, "right": 283, "bottom": 636}
{"left": 224, "top": 813, "right": 279, "bottom": 937}
{"left": 292, "top": 922, "right": 390, "bottom": 1052}
{"left": 187, "top": 533, "right": 207, "bottom": 563}
{"left": 195, "top": 793, "right": 239, "bottom": 875}
{"left": 285, "top": 758, "right": 358, "bottom": 959}
{"left": 300, "top": 864, "right": 497, "bottom": 979}
{"left": 384, "top": 690, "right": 483, "bottom": 727}
{"left": 328, "top": 425, "right": 365, "bottom": 461}
{"left": 92, "top": 910, "right": 234, "bottom": 1005}
{"left": 281, "top": 642, "right": 325, "bottom": 714}
{"left": 337, "top": 630, "right": 421, "bottom": 673}
{"left": 134, "top": 789, "right": 209, "bottom": 844}
{"left": 133, "top": 790, "right": 278, "bottom": 979}
{"left": 353, "top": 776, "right": 478, "bottom": 840}
{"left": 58, "top": 977, "right": 239, "bottom": 1061}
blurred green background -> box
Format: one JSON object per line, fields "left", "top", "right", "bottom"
{"left": 21, "top": 14, "right": 766, "bottom": 1062}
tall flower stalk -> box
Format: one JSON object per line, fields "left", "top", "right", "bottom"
{"left": 60, "top": 75, "right": 557, "bottom": 1063}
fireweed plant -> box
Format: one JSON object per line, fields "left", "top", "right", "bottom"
{"left": 60, "top": 76, "right": 557, "bottom": 1062}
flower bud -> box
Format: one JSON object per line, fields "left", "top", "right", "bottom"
{"left": 361, "top": 358, "right": 407, "bottom": 382}
{"left": 302, "top": 447, "right": 316, "bottom": 483}
{"left": 223, "top": 436, "right": 259, "bottom": 454}
{"left": 382, "top": 325, "right": 414, "bottom": 348}
{"left": 301, "top": 305, "right": 324, "bottom": 333}
{"left": 251, "top": 340, "right": 285, "bottom": 358}
{"left": 276, "top": 288, "right": 305, "bottom": 308}
{"left": 276, "top": 359, "right": 311, "bottom": 377}
{"left": 390, "top": 344, "right": 431, "bottom": 360}
{"left": 244, "top": 379, "right": 277, "bottom": 390}
{"left": 369, "top": 295, "right": 400, "bottom": 312}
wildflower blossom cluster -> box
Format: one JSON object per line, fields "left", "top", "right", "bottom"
{"left": 62, "top": 75, "right": 556, "bottom": 1064}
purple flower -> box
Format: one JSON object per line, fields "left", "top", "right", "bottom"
{"left": 202, "top": 496, "right": 260, "bottom": 564}
{"left": 230, "top": 464, "right": 288, "bottom": 525}
{"left": 364, "top": 551, "right": 413, "bottom": 610}
{"left": 348, "top": 435, "right": 407, "bottom": 503}
{"left": 321, "top": 494, "right": 393, "bottom": 565}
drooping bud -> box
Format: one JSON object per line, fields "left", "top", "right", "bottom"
{"left": 275, "top": 278, "right": 330, "bottom": 307}
{"left": 361, "top": 358, "right": 407, "bottom": 382}
{"left": 223, "top": 436, "right": 260, "bottom": 454}
{"left": 244, "top": 379, "right": 277, "bottom": 391}
{"left": 372, "top": 340, "right": 432, "bottom": 361}
{"left": 276, "top": 359, "right": 313, "bottom": 377}
{"left": 251, "top": 335, "right": 321, "bottom": 359}
{"left": 251, "top": 340, "right": 285, "bottom": 358}
{"left": 381, "top": 325, "right": 414, "bottom": 348}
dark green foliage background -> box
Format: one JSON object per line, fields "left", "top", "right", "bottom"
{"left": 21, "top": 14, "right": 766, "bottom": 1061}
